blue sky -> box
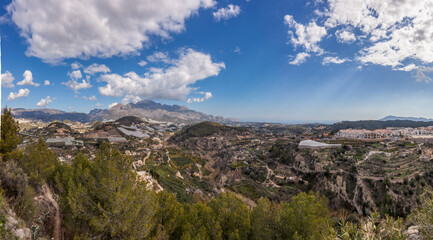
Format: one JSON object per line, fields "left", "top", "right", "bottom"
{"left": 2, "top": 0, "right": 433, "bottom": 123}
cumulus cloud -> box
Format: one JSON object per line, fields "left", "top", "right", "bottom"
{"left": 395, "top": 63, "right": 418, "bottom": 72}
{"left": 71, "top": 62, "right": 83, "bottom": 70}
{"left": 36, "top": 96, "right": 53, "bottom": 107}
{"left": 108, "top": 102, "right": 118, "bottom": 109}
{"left": 284, "top": 0, "right": 433, "bottom": 73}
{"left": 95, "top": 102, "right": 103, "bottom": 107}
{"left": 327, "top": 0, "right": 433, "bottom": 67}
{"left": 322, "top": 56, "right": 350, "bottom": 65}
{"left": 62, "top": 72, "right": 92, "bottom": 92}
{"left": 138, "top": 60, "right": 148, "bottom": 66}
{"left": 99, "top": 48, "right": 225, "bottom": 101}
{"left": 17, "top": 70, "right": 39, "bottom": 87}
{"left": 146, "top": 52, "right": 171, "bottom": 63}
{"left": 84, "top": 64, "right": 110, "bottom": 75}
{"left": 82, "top": 95, "right": 97, "bottom": 101}
{"left": 8, "top": 88, "right": 29, "bottom": 100}
{"left": 68, "top": 70, "right": 82, "bottom": 80}
{"left": 284, "top": 15, "right": 327, "bottom": 54}
{"left": 335, "top": 29, "right": 356, "bottom": 43}
{"left": 7, "top": 0, "right": 215, "bottom": 62}
{"left": 289, "top": 52, "right": 310, "bottom": 65}
{"left": 44, "top": 80, "right": 50, "bottom": 85}
{"left": 1, "top": 71, "right": 15, "bottom": 88}
{"left": 186, "top": 92, "right": 212, "bottom": 103}
{"left": 122, "top": 95, "right": 142, "bottom": 104}
{"left": 213, "top": 4, "right": 241, "bottom": 22}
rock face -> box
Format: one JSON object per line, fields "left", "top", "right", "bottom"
{"left": 405, "top": 226, "right": 420, "bottom": 240}
{"left": 3, "top": 209, "right": 32, "bottom": 240}
{"left": 8, "top": 100, "right": 236, "bottom": 123}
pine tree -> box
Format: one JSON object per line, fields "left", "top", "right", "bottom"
{"left": 0, "top": 108, "right": 22, "bottom": 160}
{"left": 66, "top": 143, "right": 156, "bottom": 239}
{"left": 209, "top": 192, "right": 250, "bottom": 240}
{"left": 20, "top": 138, "right": 56, "bottom": 185}
{"left": 250, "top": 198, "right": 283, "bottom": 240}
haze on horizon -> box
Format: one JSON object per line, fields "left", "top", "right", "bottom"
{"left": 2, "top": 0, "right": 433, "bottom": 123}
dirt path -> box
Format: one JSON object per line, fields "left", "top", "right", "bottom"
{"left": 357, "top": 150, "right": 392, "bottom": 166}
{"left": 143, "top": 151, "right": 150, "bottom": 165}
{"left": 43, "top": 184, "right": 62, "bottom": 240}
{"left": 264, "top": 164, "right": 280, "bottom": 188}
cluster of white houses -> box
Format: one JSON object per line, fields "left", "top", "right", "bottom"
{"left": 336, "top": 127, "right": 433, "bottom": 140}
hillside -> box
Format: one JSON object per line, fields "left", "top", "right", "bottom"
{"left": 170, "top": 121, "right": 248, "bottom": 143}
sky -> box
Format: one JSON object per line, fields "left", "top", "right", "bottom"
{"left": 2, "top": 0, "right": 433, "bottom": 123}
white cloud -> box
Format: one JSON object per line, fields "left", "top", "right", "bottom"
{"left": 213, "top": 4, "right": 241, "bottom": 22}
{"left": 284, "top": 15, "right": 327, "bottom": 54}
{"left": 68, "top": 70, "right": 82, "bottom": 80}
{"left": 414, "top": 67, "right": 433, "bottom": 83}
{"left": 99, "top": 48, "right": 225, "bottom": 101}
{"left": 1, "top": 71, "right": 15, "bottom": 88}
{"left": 322, "top": 56, "right": 350, "bottom": 65}
{"left": 122, "top": 95, "right": 142, "bottom": 104}
{"left": 325, "top": 0, "right": 433, "bottom": 68}
{"left": 17, "top": 70, "right": 39, "bottom": 87}
{"left": 138, "top": 60, "right": 148, "bottom": 66}
{"left": 234, "top": 46, "right": 241, "bottom": 54}
{"left": 71, "top": 62, "right": 83, "bottom": 70}
{"left": 289, "top": 52, "right": 310, "bottom": 65}
{"left": 82, "top": 95, "right": 97, "bottom": 101}
{"left": 95, "top": 102, "right": 103, "bottom": 107}
{"left": 44, "top": 80, "right": 50, "bottom": 85}
{"left": 284, "top": 0, "right": 433, "bottom": 74}
{"left": 108, "top": 102, "right": 118, "bottom": 109}
{"left": 395, "top": 63, "right": 418, "bottom": 72}
{"left": 36, "top": 96, "right": 53, "bottom": 107}
{"left": 62, "top": 72, "right": 92, "bottom": 92}
{"left": 335, "top": 29, "right": 356, "bottom": 43}
{"left": 187, "top": 92, "right": 212, "bottom": 103}
{"left": 84, "top": 64, "right": 110, "bottom": 75}
{"left": 63, "top": 70, "right": 92, "bottom": 92}
{"left": 8, "top": 88, "right": 29, "bottom": 100}
{"left": 62, "top": 79, "right": 92, "bottom": 92}
{"left": 7, "top": 0, "right": 216, "bottom": 62}
{"left": 146, "top": 52, "right": 171, "bottom": 63}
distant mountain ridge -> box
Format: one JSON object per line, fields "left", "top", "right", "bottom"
{"left": 8, "top": 100, "right": 237, "bottom": 123}
{"left": 380, "top": 115, "right": 433, "bottom": 122}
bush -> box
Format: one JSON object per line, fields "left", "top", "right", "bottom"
{"left": 0, "top": 161, "right": 28, "bottom": 199}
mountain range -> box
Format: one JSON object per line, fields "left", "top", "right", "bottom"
{"left": 8, "top": 100, "right": 237, "bottom": 123}
{"left": 380, "top": 115, "right": 433, "bottom": 122}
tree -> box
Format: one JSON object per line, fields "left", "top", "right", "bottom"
{"left": 409, "top": 191, "right": 433, "bottom": 238}
{"left": 20, "top": 138, "right": 57, "bottom": 185}
{"left": 152, "top": 191, "right": 184, "bottom": 239}
{"left": 250, "top": 198, "right": 283, "bottom": 240}
{"left": 209, "top": 192, "right": 250, "bottom": 240}
{"left": 65, "top": 143, "right": 156, "bottom": 239}
{"left": 180, "top": 202, "right": 222, "bottom": 240}
{"left": 0, "top": 108, "right": 22, "bottom": 160}
{"left": 281, "top": 192, "right": 332, "bottom": 240}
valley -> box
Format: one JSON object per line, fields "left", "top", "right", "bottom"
{"left": 17, "top": 115, "right": 433, "bottom": 218}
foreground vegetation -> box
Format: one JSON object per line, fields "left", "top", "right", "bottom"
{"left": 1, "top": 109, "right": 433, "bottom": 239}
